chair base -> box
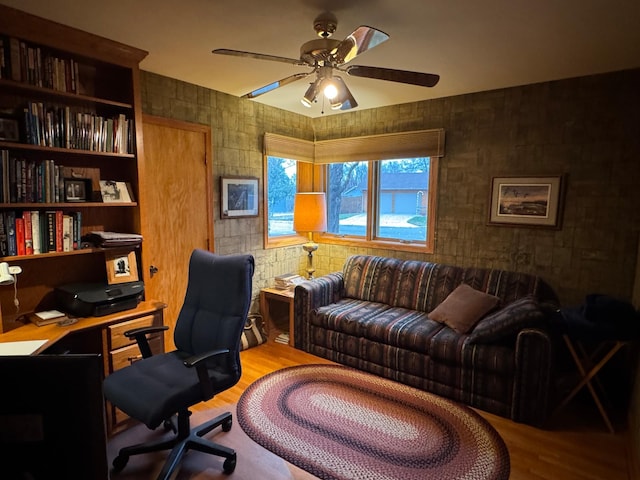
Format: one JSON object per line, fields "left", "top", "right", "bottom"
{"left": 112, "top": 409, "right": 236, "bottom": 479}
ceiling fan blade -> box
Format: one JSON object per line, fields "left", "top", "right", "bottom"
{"left": 332, "top": 26, "right": 389, "bottom": 65}
{"left": 213, "top": 48, "right": 305, "bottom": 66}
{"left": 347, "top": 65, "right": 440, "bottom": 87}
{"left": 242, "top": 72, "right": 311, "bottom": 99}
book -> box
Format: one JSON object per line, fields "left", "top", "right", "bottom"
{"left": 275, "top": 332, "right": 290, "bottom": 344}
{"left": 274, "top": 273, "right": 305, "bottom": 290}
{"left": 15, "top": 216, "right": 25, "bottom": 255}
{"left": 30, "top": 210, "right": 41, "bottom": 254}
{"left": 30, "top": 309, "right": 68, "bottom": 327}
{"left": 23, "top": 210, "right": 33, "bottom": 255}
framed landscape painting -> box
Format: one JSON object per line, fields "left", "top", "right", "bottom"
{"left": 488, "top": 175, "right": 565, "bottom": 228}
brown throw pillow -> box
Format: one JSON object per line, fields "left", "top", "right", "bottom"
{"left": 428, "top": 283, "right": 500, "bottom": 334}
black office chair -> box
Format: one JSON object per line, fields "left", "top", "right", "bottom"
{"left": 103, "top": 249, "right": 254, "bottom": 479}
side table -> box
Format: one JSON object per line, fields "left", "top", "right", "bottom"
{"left": 554, "top": 334, "right": 629, "bottom": 433}
{"left": 260, "top": 287, "right": 295, "bottom": 346}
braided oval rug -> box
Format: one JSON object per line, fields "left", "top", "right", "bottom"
{"left": 237, "top": 364, "right": 509, "bottom": 480}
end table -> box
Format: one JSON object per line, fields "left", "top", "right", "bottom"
{"left": 260, "top": 287, "right": 295, "bottom": 346}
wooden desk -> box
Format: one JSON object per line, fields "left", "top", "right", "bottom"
{"left": 0, "top": 299, "right": 167, "bottom": 435}
{"left": 260, "top": 287, "right": 294, "bottom": 346}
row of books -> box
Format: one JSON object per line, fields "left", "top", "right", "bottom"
{"left": 1, "top": 151, "right": 66, "bottom": 203}
{"left": 0, "top": 35, "right": 82, "bottom": 93}
{"left": 23, "top": 101, "right": 133, "bottom": 154}
{"left": 0, "top": 210, "right": 82, "bottom": 257}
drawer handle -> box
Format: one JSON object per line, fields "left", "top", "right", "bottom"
{"left": 127, "top": 355, "right": 142, "bottom": 365}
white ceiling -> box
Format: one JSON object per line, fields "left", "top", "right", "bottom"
{"left": 3, "top": 0, "right": 640, "bottom": 118}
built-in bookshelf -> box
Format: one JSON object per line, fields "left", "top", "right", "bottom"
{"left": 0, "top": 5, "right": 148, "bottom": 330}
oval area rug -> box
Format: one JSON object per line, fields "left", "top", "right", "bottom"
{"left": 237, "top": 364, "right": 510, "bottom": 480}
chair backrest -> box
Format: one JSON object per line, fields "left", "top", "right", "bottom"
{"left": 173, "top": 250, "right": 254, "bottom": 363}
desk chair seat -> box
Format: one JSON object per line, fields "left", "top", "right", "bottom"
{"left": 104, "top": 250, "right": 254, "bottom": 479}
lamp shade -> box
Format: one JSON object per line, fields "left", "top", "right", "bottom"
{"left": 293, "top": 192, "right": 327, "bottom": 233}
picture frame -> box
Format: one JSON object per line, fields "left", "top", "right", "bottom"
{"left": 64, "top": 178, "right": 91, "bottom": 202}
{"left": 488, "top": 175, "right": 565, "bottom": 228}
{"left": 0, "top": 117, "right": 20, "bottom": 141}
{"left": 99, "top": 180, "right": 134, "bottom": 203}
{"left": 105, "top": 250, "right": 139, "bottom": 284}
{"left": 220, "top": 176, "right": 259, "bottom": 218}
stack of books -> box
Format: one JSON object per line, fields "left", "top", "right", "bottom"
{"left": 274, "top": 273, "right": 305, "bottom": 290}
{"left": 30, "top": 309, "right": 68, "bottom": 327}
{"left": 275, "top": 332, "right": 290, "bottom": 345}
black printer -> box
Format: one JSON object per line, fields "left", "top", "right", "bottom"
{"left": 55, "top": 281, "right": 144, "bottom": 317}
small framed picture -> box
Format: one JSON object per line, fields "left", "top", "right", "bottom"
{"left": 220, "top": 176, "right": 259, "bottom": 218}
{"left": 100, "top": 180, "right": 134, "bottom": 203}
{"left": 0, "top": 118, "right": 20, "bottom": 141}
{"left": 105, "top": 250, "right": 139, "bottom": 284}
{"left": 64, "top": 178, "right": 91, "bottom": 202}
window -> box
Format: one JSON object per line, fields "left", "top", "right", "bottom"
{"left": 263, "top": 129, "right": 444, "bottom": 252}
{"left": 266, "top": 156, "right": 297, "bottom": 237}
{"left": 325, "top": 157, "right": 436, "bottom": 250}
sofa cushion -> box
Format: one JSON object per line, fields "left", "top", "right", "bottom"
{"left": 428, "top": 284, "right": 500, "bottom": 334}
{"left": 467, "top": 295, "right": 546, "bottom": 343}
{"left": 312, "top": 298, "right": 391, "bottom": 336}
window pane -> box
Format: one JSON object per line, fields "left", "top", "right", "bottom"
{"left": 375, "top": 158, "right": 430, "bottom": 242}
{"left": 267, "top": 156, "right": 297, "bottom": 237}
{"left": 326, "top": 161, "right": 368, "bottom": 237}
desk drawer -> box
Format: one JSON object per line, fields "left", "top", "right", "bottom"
{"left": 110, "top": 336, "right": 163, "bottom": 372}
{"left": 109, "top": 315, "right": 157, "bottom": 350}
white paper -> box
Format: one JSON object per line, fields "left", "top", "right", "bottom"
{"left": 0, "top": 340, "right": 48, "bottom": 355}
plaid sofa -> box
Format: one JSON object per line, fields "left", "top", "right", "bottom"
{"left": 294, "top": 255, "right": 560, "bottom": 426}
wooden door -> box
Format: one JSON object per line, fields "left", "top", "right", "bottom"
{"left": 140, "top": 115, "right": 213, "bottom": 349}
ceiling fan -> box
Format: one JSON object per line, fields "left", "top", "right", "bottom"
{"left": 212, "top": 12, "right": 440, "bottom": 111}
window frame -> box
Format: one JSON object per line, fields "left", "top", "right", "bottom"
{"left": 263, "top": 154, "right": 315, "bottom": 249}
{"left": 320, "top": 156, "right": 438, "bottom": 254}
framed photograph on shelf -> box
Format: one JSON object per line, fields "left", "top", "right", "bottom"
{"left": 0, "top": 117, "right": 20, "bottom": 141}
{"left": 105, "top": 250, "right": 139, "bottom": 285}
{"left": 220, "top": 176, "right": 259, "bottom": 218}
{"left": 64, "top": 178, "right": 91, "bottom": 202}
{"left": 488, "top": 175, "right": 565, "bottom": 228}
{"left": 100, "top": 180, "right": 134, "bottom": 203}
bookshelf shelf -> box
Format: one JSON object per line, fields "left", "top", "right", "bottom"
{"left": 0, "top": 141, "right": 135, "bottom": 158}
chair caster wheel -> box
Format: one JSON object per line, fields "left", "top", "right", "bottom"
{"left": 222, "top": 417, "right": 233, "bottom": 432}
{"left": 223, "top": 454, "right": 237, "bottom": 473}
{"left": 112, "top": 454, "right": 129, "bottom": 473}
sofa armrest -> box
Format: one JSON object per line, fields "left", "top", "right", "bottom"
{"left": 293, "top": 272, "right": 344, "bottom": 349}
{"left": 511, "top": 328, "right": 554, "bottom": 426}
{"left": 467, "top": 295, "right": 547, "bottom": 344}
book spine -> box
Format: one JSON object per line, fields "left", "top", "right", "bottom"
{"left": 44, "top": 210, "right": 55, "bottom": 252}
{"left": 31, "top": 210, "right": 41, "bottom": 255}
{"left": 0, "top": 212, "right": 7, "bottom": 257}
{"left": 6, "top": 210, "right": 16, "bottom": 256}
{"left": 15, "top": 217, "right": 25, "bottom": 256}
{"left": 55, "top": 210, "right": 63, "bottom": 252}
{"left": 62, "top": 214, "right": 72, "bottom": 252}
{"left": 23, "top": 210, "right": 33, "bottom": 255}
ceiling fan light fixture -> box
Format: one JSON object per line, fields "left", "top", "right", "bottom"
{"left": 301, "top": 80, "right": 319, "bottom": 107}
{"left": 322, "top": 79, "right": 339, "bottom": 100}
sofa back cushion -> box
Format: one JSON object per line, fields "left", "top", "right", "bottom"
{"left": 342, "top": 255, "right": 558, "bottom": 313}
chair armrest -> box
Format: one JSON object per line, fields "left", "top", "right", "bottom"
{"left": 183, "top": 348, "right": 231, "bottom": 400}
{"left": 293, "top": 272, "right": 344, "bottom": 349}
{"left": 124, "top": 325, "right": 169, "bottom": 359}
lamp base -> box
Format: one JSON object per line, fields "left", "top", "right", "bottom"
{"left": 302, "top": 241, "right": 318, "bottom": 279}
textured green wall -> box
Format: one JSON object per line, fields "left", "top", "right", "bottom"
{"left": 140, "top": 68, "right": 640, "bottom": 306}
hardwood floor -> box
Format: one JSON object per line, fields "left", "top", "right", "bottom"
{"left": 196, "top": 341, "right": 631, "bottom": 480}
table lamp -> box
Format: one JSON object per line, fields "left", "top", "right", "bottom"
{"left": 293, "top": 192, "right": 327, "bottom": 279}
